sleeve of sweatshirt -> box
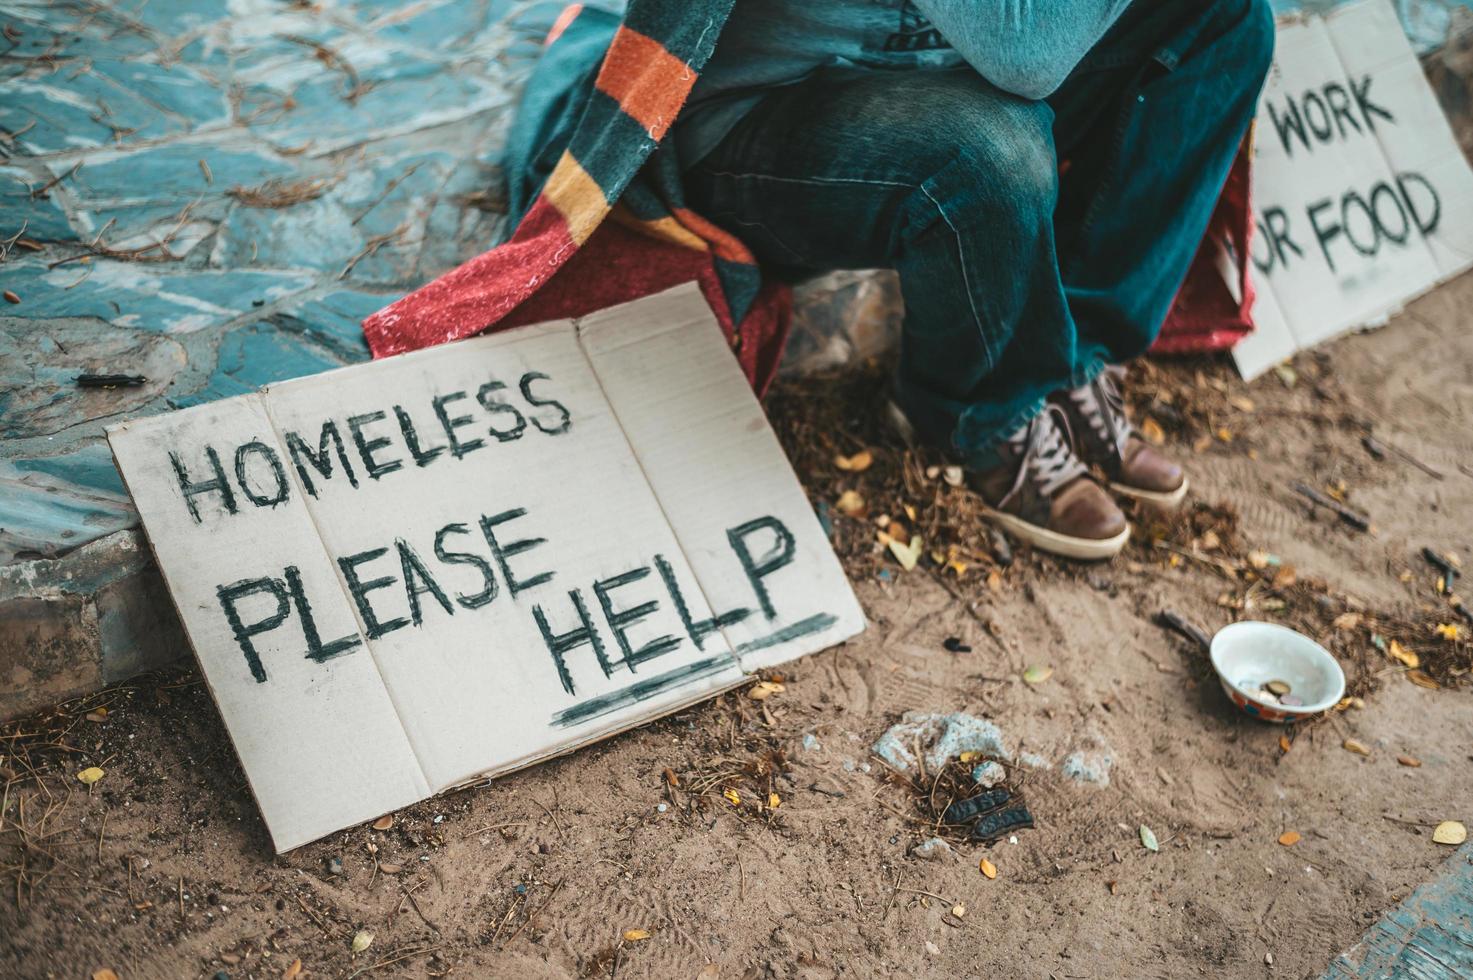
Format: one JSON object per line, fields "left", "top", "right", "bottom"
{"left": 909, "top": 0, "right": 1130, "bottom": 101}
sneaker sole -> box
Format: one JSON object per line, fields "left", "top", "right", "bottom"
{"left": 981, "top": 506, "right": 1131, "bottom": 561}
{"left": 1108, "top": 476, "right": 1189, "bottom": 509}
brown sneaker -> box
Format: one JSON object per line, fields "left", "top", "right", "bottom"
{"left": 971, "top": 407, "right": 1130, "bottom": 561}
{"left": 1053, "top": 366, "right": 1188, "bottom": 508}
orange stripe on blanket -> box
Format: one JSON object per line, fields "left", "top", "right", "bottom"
{"left": 542, "top": 150, "right": 607, "bottom": 246}
{"left": 610, "top": 203, "right": 708, "bottom": 252}
{"left": 672, "top": 207, "right": 756, "bottom": 265}
{"left": 594, "top": 26, "right": 695, "bottom": 141}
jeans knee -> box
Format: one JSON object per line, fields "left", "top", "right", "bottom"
{"left": 943, "top": 104, "right": 1057, "bottom": 219}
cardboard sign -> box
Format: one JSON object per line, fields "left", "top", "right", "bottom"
{"left": 108, "top": 284, "right": 865, "bottom": 851}
{"left": 1234, "top": 0, "right": 1473, "bottom": 378}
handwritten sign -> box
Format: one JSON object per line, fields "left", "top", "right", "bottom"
{"left": 108, "top": 284, "right": 865, "bottom": 851}
{"left": 1234, "top": 0, "right": 1473, "bottom": 378}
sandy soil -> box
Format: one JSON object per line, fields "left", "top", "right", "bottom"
{"left": 4, "top": 275, "right": 1473, "bottom": 980}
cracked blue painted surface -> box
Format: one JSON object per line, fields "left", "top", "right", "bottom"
{"left": 0, "top": 0, "right": 564, "bottom": 567}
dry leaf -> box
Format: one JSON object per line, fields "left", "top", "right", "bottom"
{"left": 1228, "top": 395, "right": 1256, "bottom": 412}
{"left": 1332, "top": 612, "right": 1361, "bottom": 630}
{"left": 1216, "top": 427, "right": 1234, "bottom": 443}
{"left": 623, "top": 928, "right": 651, "bottom": 942}
{"left": 663, "top": 767, "right": 679, "bottom": 787}
{"left": 723, "top": 788, "right": 741, "bottom": 806}
{"left": 978, "top": 857, "right": 997, "bottom": 879}
{"left": 834, "top": 450, "right": 873, "bottom": 472}
{"left": 835, "top": 490, "right": 865, "bottom": 516}
{"left": 1140, "top": 418, "right": 1165, "bottom": 445}
{"left": 371, "top": 814, "right": 394, "bottom": 831}
{"left": 1107, "top": 880, "right": 1119, "bottom": 896}
{"left": 943, "top": 465, "right": 964, "bottom": 487}
{"left": 1397, "top": 755, "right": 1422, "bottom": 768}
{"left": 1277, "top": 831, "right": 1301, "bottom": 846}
{"left": 378, "top": 862, "right": 402, "bottom": 874}
{"left": 887, "top": 535, "right": 923, "bottom": 571}
{"left": 77, "top": 766, "right": 104, "bottom": 785}
{"left": 950, "top": 903, "right": 967, "bottom": 918}
{"left": 92, "top": 971, "right": 120, "bottom": 980}
{"left": 747, "top": 680, "right": 784, "bottom": 701}
{"left": 768, "top": 793, "right": 781, "bottom": 809}
{"left": 1278, "top": 734, "right": 1292, "bottom": 753}
{"left": 1139, "top": 825, "right": 1159, "bottom": 852}
{"left": 1022, "top": 665, "right": 1053, "bottom": 685}
{"left": 351, "top": 930, "right": 374, "bottom": 953}
{"left": 1407, "top": 670, "right": 1440, "bottom": 690}
{"left": 1389, "top": 640, "right": 1420, "bottom": 668}
{"left": 1434, "top": 623, "right": 1461, "bottom": 641}
{"left": 1343, "top": 738, "right": 1371, "bottom": 756}
{"left": 1433, "top": 820, "right": 1467, "bottom": 845}
{"left": 1192, "top": 433, "right": 1213, "bottom": 453}
{"left": 86, "top": 707, "right": 109, "bottom": 723}
{"left": 283, "top": 959, "right": 303, "bottom": 980}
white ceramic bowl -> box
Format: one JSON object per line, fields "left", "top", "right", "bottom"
{"left": 1209, "top": 621, "right": 1346, "bottom": 723}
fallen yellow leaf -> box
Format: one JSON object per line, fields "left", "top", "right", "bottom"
{"left": 77, "top": 766, "right": 104, "bottom": 785}
{"left": 92, "top": 971, "right": 120, "bottom": 980}
{"left": 1435, "top": 623, "right": 1461, "bottom": 641}
{"left": 623, "top": 928, "right": 651, "bottom": 942}
{"left": 835, "top": 490, "right": 865, "bottom": 517}
{"left": 951, "top": 903, "right": 967, "bottom": 918}
{"left": 747, "top": 681, "right": 784, "bottom": 701}
{"left": 85, "top": 707, "right": 109, "bottom": 723}
{"left": 1278, "top": 831, "right": 1301, "bottom": 846}
{"left": 1332, "top": 612, "right": 1361, "bottom": 630}
{"left": 1389, "top": 640, "right": 1419, "bottom": 668}
{"left": 351, "top": 930, "right": 374, "bottom": 953}
{"left": 834, "top": 450, "right": 873, "bottom": 472}
{"left": 283, "top": 959, "right": 303, "bottom": 980}
{"left": 1433, "top": 821, "right": 1467, "bottom": 845}
{"left": 1022, "top": 665, "right": 1053, "bottom": 685}
{"left": 723, "top": 788, "right": 741, "bottom": 807}
{"left": 1140, "top": 418, "right": 1165, "bottom": 445}
{"left": 1407, "top": 670, "right": 1440, "bottom": 690}
{"left": 1343, "top": 738, "right": 1371, "bottom": 757}
{"left": 1398, "top": 755, "right": 1422, "bottom": 768}
{"left": 768, "top": 793, "right": 781, "bottom": 809}
{"left": 887, "top": 534, "right": 923, "bottom": 572}
{"left": 978, "top": 857, "right": 997, "bottom": 879}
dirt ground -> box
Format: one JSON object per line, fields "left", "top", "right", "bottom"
{"left": 4, "top": 274, "right": 1473, "bottom": 980}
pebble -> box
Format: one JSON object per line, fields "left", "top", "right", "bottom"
{"left": 972, "top": 761, "right": 1006, "bottom": 788}
{"left": 656, "top": 803, "right": 668, "bottom": 813}
{"left": 912, "top": 837, "right": 954, "bottom": 861}
{"left": 1266, "top": 680, "right": 1291, "bottom": 696}
{"left": 802, "top": 733, "right": 821, "bottom": 752}
{"left": 925, "top": 940, "right": 941, "bottom": 956}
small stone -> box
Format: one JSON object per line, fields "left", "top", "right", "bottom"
{"left": 942, "top": 636, "right": 972, "bottom": 654}
{"left": 656, "top": 803, "right": 668, "bottom": 813}
{"left": 925, "top": 940, "right": 940, "bottom": 956}
{"left": 1266, "top": 680, "right": 1291, "bottom": 696}
{"left": 3, "top": 290, "right": 19, "bottom": 304}
{"left": 972, "top": 761, "right": 1006, "bottom": 788}
{"left": 1265, "top": 951, "right": 1274, "bottom": 966}
{"left": 911, "top": 837, "right": 954, "bottom": 861}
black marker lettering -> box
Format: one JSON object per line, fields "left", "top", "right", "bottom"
{"left": 520, "top": 371, "right": 571, "bottom": 435}
{"left": 533, "top": 589, "right": 609, "bottom": 695}
{"left": 337, "top": 547, "right": 410, "bottom": 639}
{"left": 348, "top": 410, "right": 404, "bottom": 479}
{"left": 1398, "top": 172, "right": 1441, "bottom": 236}
{"left": 480, "top": 508, "right": 554, "bottom": 597}
{"left": 217, "top": 575, "right": 289, "bottom": 683}
{"left": 233, "top": 440, "right": 289, "bottom": 508}
{"left": 286, "top": 421, "right": 358, "bottom": 496}
{"left": 654, "top": 554, "right": 749, "bottom": 649}
{"left": 433, "top": 522, "right": 498, "bottom": 609}
{"left": 395, "top": 538, "right": 454, "bottom": 627}
{"left": 1307, "top": 198, "right": 1343, "bottom": 273}
{"left": 284, "top": 564, "right": 360, "bottom": 663}
{"left": 1351, "top": 74, "right": 1394, "bottom": 132}
{"left": 393, "top": 404, "right": 447, "bottom": 468}
{"left": 433, "top": 390, "right": 486, "bottom": 459}
{"left": 171, "top": 446, "right": 236, "bottom": 523}
{"left": 727, "top": 516, "right": 797, "bottom": 621}
{"left": 594, "top": 566, "right": 681, "bottom": 670}
{"left": 476, "top": 380, "right": 526, "bottom": 442}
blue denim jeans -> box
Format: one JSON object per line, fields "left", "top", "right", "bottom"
{"left": 683, "top": 0, "right": 1275, "bottom": 465}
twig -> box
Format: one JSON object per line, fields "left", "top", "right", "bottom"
{"left": 1363, "top": 435, "right": 1443, "bottom": 481}
{"left": 31, "top": 162, "right": 82, "bottom": 199}
{"left": 1291, "top": 482, "right": 1370, "bottom": 532}
{"left": 503, "top": 877, "right": 564, "bottom": 946}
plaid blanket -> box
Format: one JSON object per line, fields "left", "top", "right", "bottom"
{"left": 362, "top": 1, "right": 1254, "bottom": 392}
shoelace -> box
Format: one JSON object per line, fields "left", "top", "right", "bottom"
{"left": 1007, "top": 406, "right": 1086, "bottom": 498}
{"left": 1068, "top": 366, "right": 1134, "bottom": 456}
